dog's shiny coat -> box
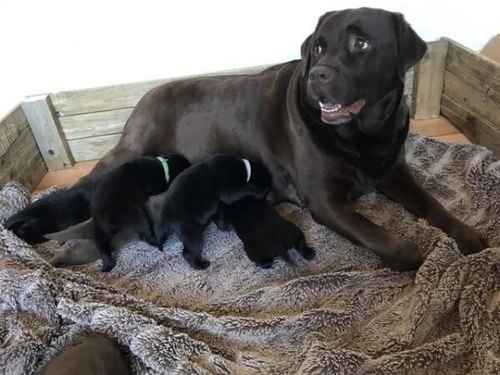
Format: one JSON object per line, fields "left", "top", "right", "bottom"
{"left": 6, "top": 8, "right": 487, "bottom": 270}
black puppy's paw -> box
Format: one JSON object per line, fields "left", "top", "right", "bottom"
{"left": 299, "top": 246, "right": 316, "bottom": 261}
{"left": 255, "top": 260, "right": 274, "bottom": 269}
{"left": 101, "top": 256, "right": 116, "bottom": 272}
{"left": 183, "top": 252, "right": 210, "bottom": 270}
{"left": 192, "top": 258, "right": 210, "bottom": 270}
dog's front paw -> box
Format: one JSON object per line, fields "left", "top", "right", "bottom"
{"left": 299, "top": 246, "right": 316, "bottom": 261}
{"left": 101, "top": 256, "right": 116, "bottom": 272}
{"left": 449, "top": 221, "right": 488, "bottom": 255}
{"left": 184, "top": 253, "right": 210, "bottom": 270}
{"left": 255, "top": 260, "right": 274, "bottom": 269}
{"left": 49, "top": 255, "right": 64, "bottom": 267}
{"left": 193, "top": 258, "right": 210, "bottom": 270}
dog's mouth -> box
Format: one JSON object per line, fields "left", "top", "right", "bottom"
{"left": 318, "top": 99, "right": 366, "bottom": 125}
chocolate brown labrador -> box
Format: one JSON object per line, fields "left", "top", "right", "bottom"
{"left": 6, "top": 8, "right": 487, "bottom": 270}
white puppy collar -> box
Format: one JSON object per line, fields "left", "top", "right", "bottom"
{"left": 241, "top": 159, "right": 251, "bottom": 183}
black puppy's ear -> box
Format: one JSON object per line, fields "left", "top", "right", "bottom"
{"left": 300, "top": 12, "right": 336, "bottom": 78}
{"left": 393, "top": 13, "right": 427, "bottom": 78}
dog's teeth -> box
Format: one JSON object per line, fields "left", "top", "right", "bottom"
{"left": 319, "top": 102, "right": 342, "bottom": 113}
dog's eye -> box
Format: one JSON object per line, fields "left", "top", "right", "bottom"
{"left": 351, "top": 36, "right": 370, "bottom": 52}
{"left": 313, "top": 43, "right": 324, "bottom": 56}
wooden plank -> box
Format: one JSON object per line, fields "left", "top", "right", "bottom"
{"left": 443, "top": 70, "right": 500, "bottom": 128}
{"left": 19, "top": 151, "right": 47, "bottom": 191}
{"left": 0, "top": 105, "right": 29, "bottom": 158}
{"left": 35, "top": 161, "right": 97, "bottom": 192}
{"left": 435, "top": 133, "right": 471, "bottom": 144}
{"left": 50, "top": 64, "right": 271, "bottom": 116}
{"left": 409, "top": 117, "right": 459, "bottom": 137}
{"left": 446, "top": 39, "right": 500, "bottom": 105}
{"left": 53, "top": 64, "right": 414, "bottom": 143}
{"left": 413, "top": 39, "right": 449, "bottom": 120}
{"left": 404, "top": 68, "right": 414, "bottom": 114}
{"left": 22, "top": 94, "right": 74, "bottom": 170}
{"left": 0, "top": 127, "right": 47, "bottom": 190}
{"left": 67, "top": 133, "right": 121, "bottom": 162}
{"left": 60, "top": 108, "right": 132, "bottom": 140}
{"left": 441, "top": 94, "right": 500, "bottom": 155}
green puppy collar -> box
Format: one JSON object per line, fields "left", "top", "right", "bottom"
{"left": 156, "top": 156, "right": 170, "bottom": 183}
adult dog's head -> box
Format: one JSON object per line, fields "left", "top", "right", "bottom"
{"left": 300, "top": 8, "right": 426, "bottom": 127}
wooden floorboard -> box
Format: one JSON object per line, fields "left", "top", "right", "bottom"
{"left": 33, "top": 116, "right": 470, "bottom": 193}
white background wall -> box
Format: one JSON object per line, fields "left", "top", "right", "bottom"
{"left": 1, "top": 0, "right": 498, "bottom": 118}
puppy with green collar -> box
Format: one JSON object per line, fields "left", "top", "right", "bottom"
{"left": 154, "top": 154, "right": 272, "bottom": 270}
{"left": 91, "top": 153, "right": 190, "bottom": 272}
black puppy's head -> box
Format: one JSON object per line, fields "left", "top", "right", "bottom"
{"left": 5, "top": 210, "right": 48, "bottom": 244}
{"left": 157, "top": 153, "right": 191, "bottom": 181}
{"left": 301, "top": 8, "right": 427, "bottom": 125}
{"left": 5, "top": 189, "right": 90, "bottom": 244}
{"left": 246, "top": 160, "right": 272, "bottom": 199}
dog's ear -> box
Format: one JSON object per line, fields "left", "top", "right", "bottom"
{"left": 300, "top": 33, "right": 314, "bottom": 78}
{"left": 359, "top": 89, "right": 400, "bottom": 135}
{"left": 393, "top": 12, "right": 427, "bottom": 78}
{"left": 301, "top": 11, "right": 336, "bottom": 77}
{"left": 44, "top": 218, "right": 94, "bottom": 241}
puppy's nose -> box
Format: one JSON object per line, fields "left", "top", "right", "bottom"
{"left": 309, "top": 66, "right": 333, "bottom": 83}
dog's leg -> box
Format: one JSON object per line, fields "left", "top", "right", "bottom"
{"left": 93, "top": 221, "right": 117, "bottom": 272}
{"left": 137, "top": 206, "right": 160, "bottom": 248}
{"left": 212, "top": 208, "right": 232, "bottom": 232}
{"left": 179, "top": 223, "right": 210, "bottom": 270}
{"left": 295, "top": 232, "right": 316, "bottom": 260}
{"left": 378, "top": 163, "right": 488, "bottom": 255}
{"left": 310, "top": 189, "right": 422, "bottom": 271}
{"left": 50, "top": 241, "right": 101, "bottom": 267}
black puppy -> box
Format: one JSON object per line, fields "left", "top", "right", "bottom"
{"left": 218, "top": 198, "right": 315, "bottom": 268}
{"left": 92, "top": 154, "right": 190, "bottom": 272}
{"left": 155, "top": 155, "right": 272, "bottom": 270}
{"left": 5, "top": 184, "right": 92, "bottom": 245}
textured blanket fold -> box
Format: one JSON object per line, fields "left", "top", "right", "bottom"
{"left": 0, "top": 134, "right": 499, "bottom": 374}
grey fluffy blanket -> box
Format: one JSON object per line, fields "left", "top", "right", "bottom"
{"left": 0, "top": 134, "right": 499, "bottom": 375}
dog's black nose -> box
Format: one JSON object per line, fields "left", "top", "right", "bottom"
{"left": 309, "top": 66, "right": 333, "bottom": 83}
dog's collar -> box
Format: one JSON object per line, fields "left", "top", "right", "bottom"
{"left": 156, "top": 156, "right": 170, "bottom": 183}
{"left": 241, "top": 159, "right": 251, "bottom": 183}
